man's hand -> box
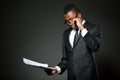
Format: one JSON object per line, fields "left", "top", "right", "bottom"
{"left": 44, "top": 69, "right": 57, "bottom": 75}
{"left": 73, "top": 17, "right": 84, "bottom": 30}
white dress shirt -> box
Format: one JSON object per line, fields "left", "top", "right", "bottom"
{"left": 55, "top": 20, "right": 88, "bottom": 73}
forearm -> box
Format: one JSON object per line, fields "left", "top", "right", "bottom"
{"left": 81, "top": 26, "right": 103, "bottom": 52}
{"left": 83, "top": 32, "right": 100, "bottom": 52}
{"left": 57, "top": 58, "right": 68, "bottom": 74}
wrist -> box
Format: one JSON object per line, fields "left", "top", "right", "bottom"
{"left": 81, "top": 28, "right": 88, "bottom": 37}
{"left": 78, "top": 26, "right": 84, "bottom": 30}
{"left": 55, "top": 66, "right": 61, "bottom": 73}
{"left": 81, "top": 27, "right": 85, "bottom": 30}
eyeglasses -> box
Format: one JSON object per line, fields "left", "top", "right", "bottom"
{"left": 64, "top": 18, "right": 75, "bottom": 25}
{"left": 64, "top": 14, "right": 78, "bottom": 25}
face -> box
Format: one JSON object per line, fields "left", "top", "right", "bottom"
{"left": 64, "top": 10, "right": 81, "bottom": 28}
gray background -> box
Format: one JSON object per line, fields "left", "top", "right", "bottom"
{"left": 1, "top": 0, "right": 120, "bottom": 80}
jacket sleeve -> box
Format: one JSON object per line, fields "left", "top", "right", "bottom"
{"left": 83, "top": 25, "right": 103, "bottom": 52}
{"left": 58, "top": 31, "right": 68, "bottom": 74}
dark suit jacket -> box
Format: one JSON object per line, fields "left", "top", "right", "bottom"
{"left": 58, "top": 21, "right": 103, "bottom": 80}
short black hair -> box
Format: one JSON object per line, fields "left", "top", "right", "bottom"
{"left": 64, "top": 3, "right": 80, "bottom": 14}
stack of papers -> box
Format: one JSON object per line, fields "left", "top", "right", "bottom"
{"left": 23, "top": 58, "right": 55, "bottom": 70}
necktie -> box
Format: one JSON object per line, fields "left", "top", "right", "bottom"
{"left": 73, "top": 29, "right": 79, "bottom": 46}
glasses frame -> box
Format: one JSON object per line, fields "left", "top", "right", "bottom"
{"left": 64, "top": 13, "right": 78, "bottom": 25}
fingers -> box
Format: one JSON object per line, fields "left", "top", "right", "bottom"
{"left": 73, "top": 18, "right": 82, "bottom": 25}
{"left": 44, "top": 69, "right": 57, "bottom": 76}
{"left": 44, "top": 69, "right": 52, "bottom": 75}
{"left": 73, "top": 17, "right": 82, "bottom": 24}
{"left": 51, "top": 69, "right": 57, "bottom": 74}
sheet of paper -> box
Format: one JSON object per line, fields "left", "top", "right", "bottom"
{"left": 23, "top": 58, "right": 55, "bottom": 70}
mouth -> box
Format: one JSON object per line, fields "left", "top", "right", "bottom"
{"left": 71, "top": 25, "right": 77, "bottom": 28}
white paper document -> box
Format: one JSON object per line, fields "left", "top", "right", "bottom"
{"left": 23, "top": 58, "right": 55, "bottom": 70}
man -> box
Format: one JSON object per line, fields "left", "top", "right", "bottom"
{"left": 45, "top": 3, "right": 103, "bottom": 80}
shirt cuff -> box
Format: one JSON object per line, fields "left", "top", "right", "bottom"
{"left": 55, "top": 66, "right": 61, "bottom": 74}
{"left": 81, "top": 28, "right": 88, "bottom": 37}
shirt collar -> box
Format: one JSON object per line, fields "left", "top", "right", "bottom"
{"left": 82, "top": 19, "right": 85, "bottom": 25}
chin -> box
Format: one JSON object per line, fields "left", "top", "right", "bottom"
{"left": 72, "top": 27, "right": 75, "bottom": 29}
{"left": 71, "top": 26, "right": 75, "bottom": 28}
{"left": 69, "top": 25, "right": 76, "bottom": 29}
{"left": 73, "top": 26, "right": 77, "bottom": 29}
